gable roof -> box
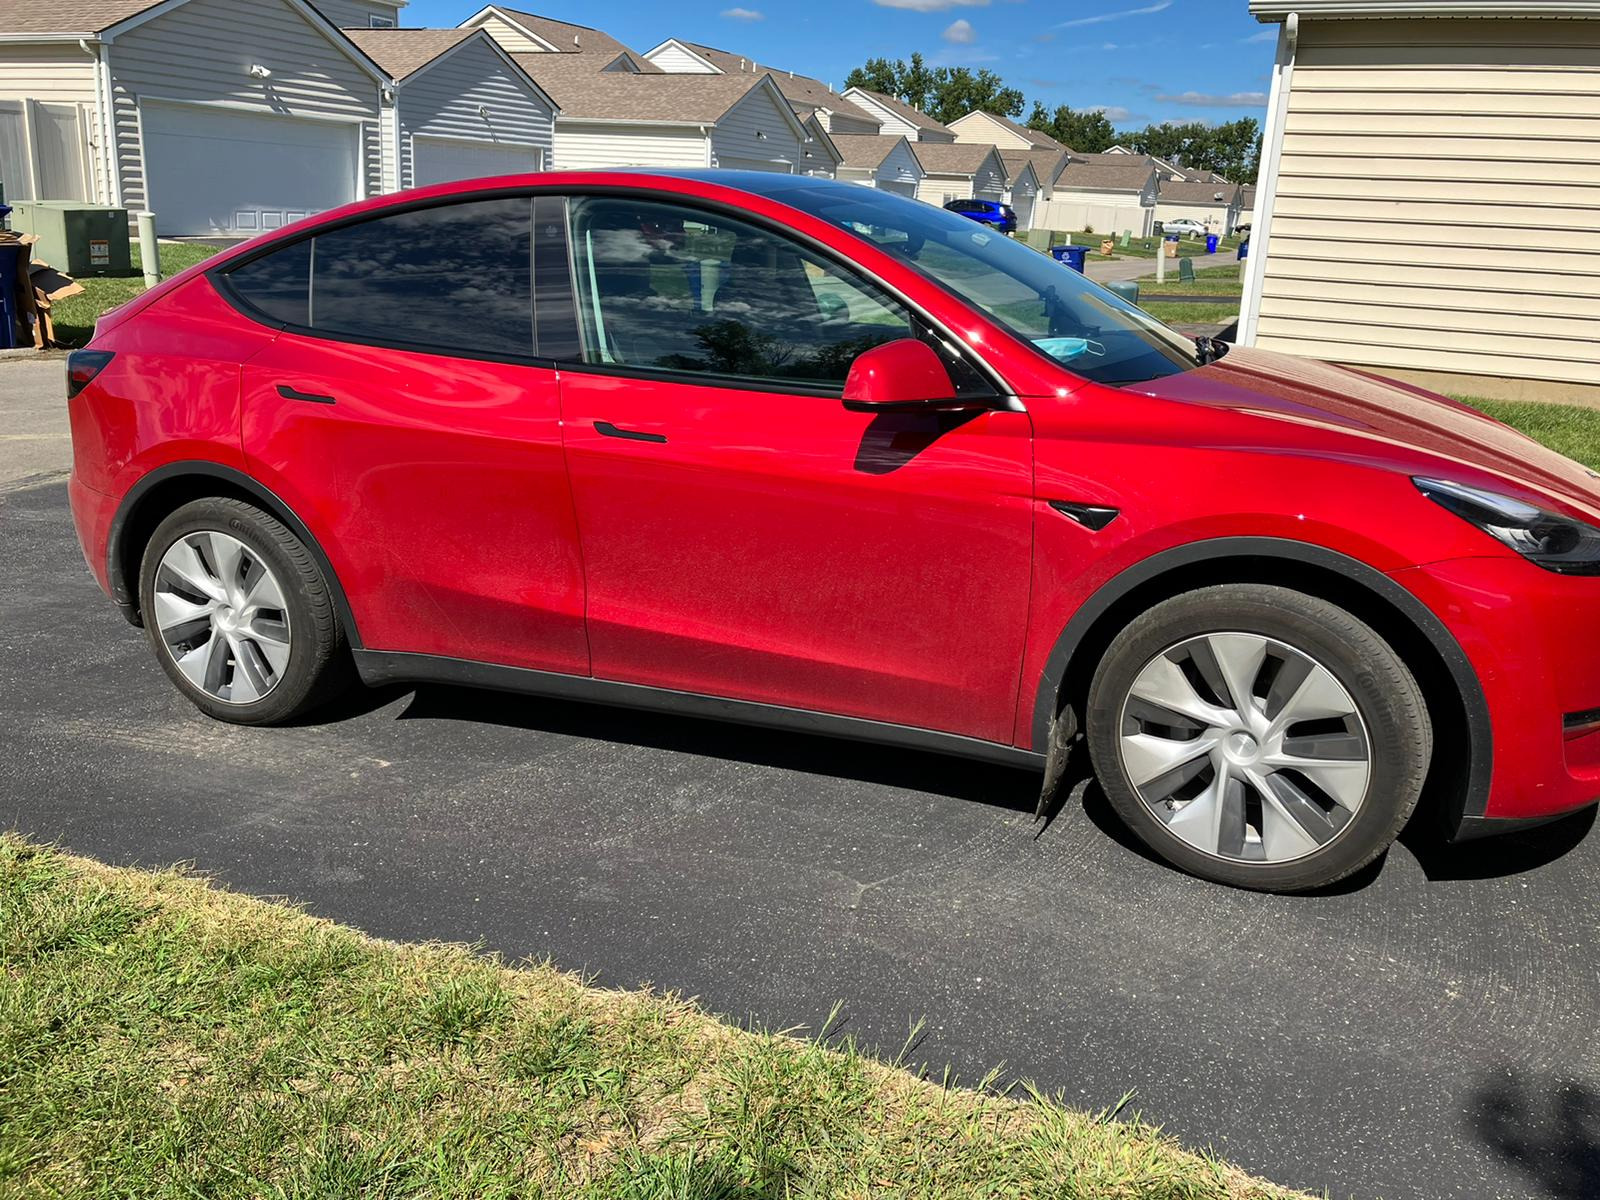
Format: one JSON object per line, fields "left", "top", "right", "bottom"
{"left": 951, "top": 110, "right": 1070, "bottom": 153}
{"left": 829, "top": 133, "right": 910, "bottom": 170}
{"left": 343, "top": 27, "right": 475, "bottom": 78}
{"left": 845, "top": 89, "right": 956, "bottom": 138}
{"left": 484, "top": 7, "right": 653, "bottom": 63}
{"left": 0, "top": 0, "right": 158, "bottom": 34}
{"left": 1057, "top": 160, "right": 1157, "bottom": 193}
{"left": 912, "top": 141, "right": 1006, "bottom": 180}
{"left": 674, "top": 42, "right": 878, "bottom": 125}
{"left": 1158, "top": 178, "right": 1242, "bottom": 204}
{"left": 1000, "top": 147, "right": 1067, "bottom": 188}
{"left": 512, "top": 54, "right": 797, "bottom": 127}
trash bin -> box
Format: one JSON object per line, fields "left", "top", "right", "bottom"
{"left": 0, "top": 241, "right": 25, "bottom": 350}
{"left": 1205, "top": 234, "right": 1219, "bottom": 254}
{"left": 1050, "top": 244, "right": 1089, "bottom": 273}
{"left": 1237, "top": 238, "right": 1249, "bottom": 261}
{"left": 1163, "top": 235, "right": 1179, "bottom": 259}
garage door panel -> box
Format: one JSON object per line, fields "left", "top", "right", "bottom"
{"left": 411, "top": 137, "right": 541, "bottom": 188}
{"left": 141, "top": 102, "right": 358, "bottom": 236}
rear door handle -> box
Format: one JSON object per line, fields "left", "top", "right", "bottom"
{"left": 595, "top": 420, "right": 666, "bottom": 444}
{"left": 277, "top": 385, "right": 336, "bottom": 405}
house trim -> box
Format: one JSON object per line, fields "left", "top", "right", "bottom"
{"left": 641, "top": 38, "right": 723, "bottom": 72}
{"left": 457, "top": 5, "right": 564, "bottom": 52}
{"left": 1238, "top": 17, "right": 1296, "bottom": 345}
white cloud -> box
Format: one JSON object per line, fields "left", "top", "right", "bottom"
{"left": 943, "top": 18, "right": 976, "bottom": 42}
{"left": 873, "top": 0, "right": 987, "bottom": 10}
{"left": 1055, "top": 1, "right": 1170, "bottom": 29}
{"left": 720, "top": 6, "right": 764, "bottom": 17}
{"left": 1241, "top": 29, "right": 1276, "bottom": 42}
{"left": 928, "top": 46, "right": 1000, "bottom": 64}
{"left": 1156, "top": 89, "right": 1269, "bottom": 107}
{"left": 1090, "top": 104, "right": 1133, "bottom": 121}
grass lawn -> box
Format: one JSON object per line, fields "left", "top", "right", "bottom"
{"left": 1136, "top": 265, "right": 1244, "bottom": 299}
{"left": 1470, "top": 398, "right": 1600, "bottom": 470}
{"left": 49, "top": 242, "right": 221, "bottom": 348}
{"left": 1141, "top": 299, "right": 1241, "bottom": 325}
{"left": 0, "top": 835, "right": 1304, "bottom": 1199}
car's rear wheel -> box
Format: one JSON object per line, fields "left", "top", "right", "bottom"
{"left": 139, "top": 497, "right": 350, "bottom": 725}
{"left": 1086, "top": 584, "right": 1431, "bottom": 891}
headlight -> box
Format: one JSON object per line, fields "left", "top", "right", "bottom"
{"left": 1415, "top": 477, "right": 1600, "bottom": 575}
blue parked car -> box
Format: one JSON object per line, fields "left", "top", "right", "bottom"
{"left": 944, "top": 198, "right": 1017, "bottom": 235}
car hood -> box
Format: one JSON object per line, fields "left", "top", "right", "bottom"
{"left": 1125, "top": 346, "right": 1600, "bottom": 519}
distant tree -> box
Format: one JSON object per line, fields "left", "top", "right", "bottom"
{"left": 1026, "top": 102, "right": 1115, "bottom": 153}
{"left": 1122, "top": 117, "right": 1262, "bottom": 183}
{"left": 844, "top": 55, "right": 1022, "bottom": 125}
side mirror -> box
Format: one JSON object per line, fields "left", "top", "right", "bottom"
{"left": 842, "top": 338, "right": 969, "bottom": 412}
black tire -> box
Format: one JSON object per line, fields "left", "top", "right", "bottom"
{"left": 138, "top": 497, "right": 351, "bottom": 725}
{"left": 1086, "top": 584, "right": 1431, "bottom": 892}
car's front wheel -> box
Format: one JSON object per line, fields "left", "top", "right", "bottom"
{"left": 138, "top": 497, "right": 350, "bottom": 725}
{"left": 1086, "top": 584, "right": 1431, "bottom": 891}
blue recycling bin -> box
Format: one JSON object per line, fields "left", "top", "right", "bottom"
{"left": 1205, "top": 233, "right": 1219, "bottom": 254}
{"left": 1050, "top": 243, "right": 1089, "bottom": 273}
{"left": 0, "top": 241, "right": 25, "bottom": 350}
{"left": 1237, "top": 238, "right": 1250, "bottom": 261}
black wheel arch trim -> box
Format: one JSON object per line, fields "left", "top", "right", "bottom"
{"left": 1030, "top": 536, "right": 1493, "bottom": 824}
{"left": 106, "top": 460, "right": 363, "bottom": 648}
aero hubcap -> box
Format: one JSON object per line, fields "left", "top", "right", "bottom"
{"left": 153, "top": 531, "right": 292, "bottom": 705}
{"left": 1117, "top": 632, "right": 1371, "bottom": 865}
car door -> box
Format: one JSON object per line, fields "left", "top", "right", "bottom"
{"left": 227, "top": 193, "right": 589, "bottom": 675}
{"left": 555, "top": 193, "right": 1034, "bottom": 746}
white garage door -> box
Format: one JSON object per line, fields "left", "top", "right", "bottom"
{"left": 879, "top": 177, "right": 917, "bottom": 198}
{"left": 412, "top": 137, "right": 541, "bottom": 187}
{"left": 141, "top": 102, "right": 358, "bottom": 236}
{"left": 1012, "top": 187, "right": 1036, "bottom": 231}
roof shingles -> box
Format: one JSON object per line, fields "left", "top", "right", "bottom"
{"left": 0, "top": 0, "right": 162, "bottom": 35}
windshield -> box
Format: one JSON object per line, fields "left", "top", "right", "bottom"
{"left": 753, "top": 179, "right": 1205, "bottom": 386}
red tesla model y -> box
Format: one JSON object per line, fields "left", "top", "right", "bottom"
{"left": 64, "top": 172, "right": 1600, "bottom": 890}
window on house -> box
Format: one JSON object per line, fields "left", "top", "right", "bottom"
{"left": 369, "top": 15, "right": 396, "bottom": 28}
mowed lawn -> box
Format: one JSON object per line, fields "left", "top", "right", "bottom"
{"left": 49, "top": 242, "right": 220, "bottom": 348}
{"left": 0, "top": 836, "right": 1305, "bottom": 1198}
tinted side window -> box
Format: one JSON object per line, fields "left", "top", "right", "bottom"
{"left": 314, "top": 197, "right": 533, "bottom": 357}
{"left": 227, "top": 238, "right": 311, "bottom": 327}
{"left": 567, "top": 197, "right": 913, "bottom": 388}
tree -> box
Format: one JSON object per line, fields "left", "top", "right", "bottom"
{"left": 844, "top": 55, "right": 1022, "bottom": 125}
{"left": 1026, "top": 102, "right": 1115, "bottom": 153}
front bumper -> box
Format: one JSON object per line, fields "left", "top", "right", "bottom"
{"left": 1402, "top": 555, "right": 1600, "bottom": 828}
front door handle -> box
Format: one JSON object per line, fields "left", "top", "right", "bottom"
{"left": 595, "top": 420, "right": 667, "bottom": 444}
{"left": 277, "top": 385, "right": 336, "bottom": 405}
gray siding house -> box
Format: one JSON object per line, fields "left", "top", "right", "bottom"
{"left": 0, "top": 0, "right": 393, "bottom": 235}
{"left": 344, "top": 27, "right": 557, "bottom": 190}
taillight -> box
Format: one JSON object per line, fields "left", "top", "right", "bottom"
{"left": 66, "top": 350, "right": 115, "bottom": 399}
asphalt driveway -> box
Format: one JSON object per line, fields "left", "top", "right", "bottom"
{"left": 3, "top": 358, "right": 1598, "bottom": 1199}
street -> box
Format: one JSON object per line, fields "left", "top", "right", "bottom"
{"left": 3, "top": 357, "right": 1597, "bottom": 1199}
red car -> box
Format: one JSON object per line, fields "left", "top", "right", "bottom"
{"left": 65, "top": 171, "right": 1600, "bottom": 891}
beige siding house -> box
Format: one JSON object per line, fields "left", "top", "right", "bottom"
{"left": 1044, "top": 158, "right": 1159, "bottom": 236}
{"left": 840, "top": 87, "right": 957, "bottom": 143}
{"left": 344, "top": 28, "right": 556, "bottom": 191}
{"left": 912, "top": 141, "right": 1007, "bottom": 206}
{"left": 1155, "top": 177, "right": 1244, "bottom": 235}
{"left": 1242, "top": 0, "right": 1600, "bottom": 402}
{"left": 948, "top": 109, "right": 1072, "bottom": 155}
{"left": 0, "top": 0, "right": 390, "bottom": 235}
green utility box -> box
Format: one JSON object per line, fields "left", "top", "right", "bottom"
{"left": 7, "top": 202, "right": 133, "bottom": 277}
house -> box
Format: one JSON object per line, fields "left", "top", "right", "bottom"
{"left": 999, "top": 148, "right": 1067, "bottom": 231}
{"left": 839, "top": 88, "right": 957, "bottom": 143}
{"left": 1155, "top": 177, "right": 1243, "bottom": 235}
{"left": 1240, "top": 0, "right": 1600, "bottom": 403}
{"left": 828, "top": 134, "right": 923, "bottom": 196}
{"left": 321, "top": 0, "right": 406, "bottom": 28}
{"left": 344, "top": 28, "right": 557, "bottom": 189}
{"left": 0, "top": 0, "right": 395, "bottom": 236}
{"left": 947, "top": 109, "right": 1071, "bottom": 155}
{"left": 641, "top": 40, "right": 882, "bottom": 136}
{"left": 1041, "top": 158, "right": 1158, "bottom": 237}
{"left": 911, "top": 141, "right": 1007, "bottom": 208}
{"left": 797, "top": 114, "right": 842, "bottom": 177}
{"left": 462, "top": 9, "right": 816, "bottom": 174}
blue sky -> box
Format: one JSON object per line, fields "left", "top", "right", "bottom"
{"left": 403, "top": 1, "right": 1277, "bottom": 128}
